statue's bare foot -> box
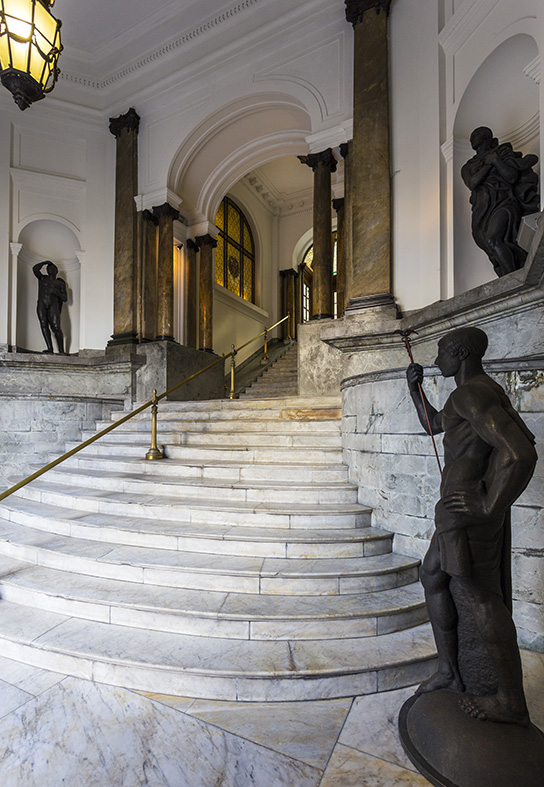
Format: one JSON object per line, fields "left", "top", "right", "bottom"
{"left": 416, "top": 670, "right": 465, "bottom": 695}
{"left": 459, "top": 693, "right": 530, "bottom": 726}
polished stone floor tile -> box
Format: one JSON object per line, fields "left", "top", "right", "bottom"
{"left": 320, "top": 743, "right": 431, "bottom": 786}
{"left": 185, "top": 697, "right": 353, "bottom": 769}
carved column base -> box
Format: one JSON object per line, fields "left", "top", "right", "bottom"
{"left": 344, "top": 293, "right": 398, "bottom": 315}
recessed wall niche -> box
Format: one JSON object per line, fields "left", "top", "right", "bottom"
{"left": 16, "top": 220, "right": 81, "bottom": 354}
{"left": 453, "top": 34, "right": 540, "bottom": 294}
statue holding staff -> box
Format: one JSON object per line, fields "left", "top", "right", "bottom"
{"left": 406, "top": 326, "right": 537, "bottom": 725}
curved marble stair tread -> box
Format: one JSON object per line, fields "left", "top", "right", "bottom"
{"left": 138, "top": 394, "right": 342, "bottom": 410}
{"left": 109, "top": 405, "right": 341, "bottom": 422}
{"left": 38, "top": 467, "right": 358, "bottom": 506}
{"left": 0, "top": 601, "right": 436, "bottom": 700}
{"left": 64, "top": 442, "right": 345, "bottom": 466}
{"left": 60, "top": 453, "right": 350, "bottom": 484}
{"left": 13, "top": 481, "right": 370, "bottom": 529}
{"left": 94, "top": 417, "right": 341, "bottom": 432}
{"left": 77, "top": 429, "right": 343, "bottom": 448}
{"left": 0, "top": 563, "right": 428, "bottom": 639}
{"left": 0, "top": 521, "right": 420, "bottom": 594}
{"left": 0, "top": 499, "right": 381, "bottom": 556}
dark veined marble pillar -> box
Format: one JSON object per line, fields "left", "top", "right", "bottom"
{"left": 186, "top": 238, "right": 199, "bottom": 349}
{"left": 141, "top": 209, "right": 159, "bottom": 341}
{"left": 333, "top": 197, "right": 346, "bottom": 318}
{"left": 153, "top": 202, "right": 180, "bottom": 341}
{"left": 195, "top": 233, "right": 217, "bottom": 353}
{"left": 280, "top": 268, "right": 298, "bottom": 340}
{"left": 108, "top": 107, "right": 140, "bottom": 345}
{"left": 298, "top": 148, "right": 337, "bottom": 319}
{"left": 345, "top": 0, "right": 394, "bottom": 310}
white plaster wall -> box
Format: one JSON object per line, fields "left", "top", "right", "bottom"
{"left": 0, "top": 102, "right": 115, "bottom": 352}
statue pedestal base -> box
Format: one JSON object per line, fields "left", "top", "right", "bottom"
{"left": 399, "top": 690, "right": 544, "bottom": 787}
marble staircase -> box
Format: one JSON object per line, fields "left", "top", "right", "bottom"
{"left": 240, "top": 342, "right": 298, "bottom": 398}
{"left": 0, "top": 395, "right": 435, "bottom": 701}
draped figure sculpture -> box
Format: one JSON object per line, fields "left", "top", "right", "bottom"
{"left": 461, "top": 127, "right": 539, "bottom": 277}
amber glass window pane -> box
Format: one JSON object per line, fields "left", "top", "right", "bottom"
{"left": 214, "top": 197, "right": 255, "bottom": 302}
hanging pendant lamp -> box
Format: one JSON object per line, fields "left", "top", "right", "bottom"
{"left": 0, "top": 0, "right": 62, "bottom": 110}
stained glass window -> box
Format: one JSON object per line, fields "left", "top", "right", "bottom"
{"left": 215, "top": 197, "right": 255, "bottom": 302}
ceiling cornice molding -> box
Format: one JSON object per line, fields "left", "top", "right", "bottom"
{"left": 438, "top": 0, "right": 500, "bottom": 56}
{"left": 60, "top": 0, "right": 260, "bottom": 92}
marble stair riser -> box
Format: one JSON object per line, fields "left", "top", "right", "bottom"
{"left": 0, "top": 504, "right": 386, "bottom": 559}
{"left": 14, "top": 485, "right": 370, "bottom": 529}
{"left": 92, "top": 419, "right": 341, "bottom": 434}
{"left": 40, "top": 470, "right": 359, "bottom": 506}
{"left": 0, "top": 577, "right": 428, "bottom": 641}
{"left": 0, "top": 527, "right": 418, "bottom": 596}
{"left": 0, "top": 604, "right": 436, "bottom": 701}
{"left": 60, "top": 455, "right": 351, "bottom": 484}
{"left": 78, "top": 429, "right": 342, "bottom": 448}
{"left": 63, "top": 442, "right": 345, "bottom": 466}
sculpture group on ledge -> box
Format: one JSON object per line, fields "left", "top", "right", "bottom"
{"left": 462, "top": 127, "right": 540, "bottom": 278}
{"left": 33, "top": 261, "right": 68, "bottom": 355}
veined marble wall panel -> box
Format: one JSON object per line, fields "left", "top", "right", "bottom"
{"left": 342, "top": 364, "right": 544, "bottom": 650}
{"left": 12, "top": 125, "right": 86, "bottom": 181}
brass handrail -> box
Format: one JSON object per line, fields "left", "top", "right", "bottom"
{"left": 0, "top": 313, "right": 291, "bottom": 502}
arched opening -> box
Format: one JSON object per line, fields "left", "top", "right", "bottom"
{"left": 453, "top": 34, "right": 540, "bottom": 294}
{"left": 16, "top": 220, "right": 81, "bottom": 354}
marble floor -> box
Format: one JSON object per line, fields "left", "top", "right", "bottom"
{"left": 0, "top": 651, "right": 541, "bottom": 786}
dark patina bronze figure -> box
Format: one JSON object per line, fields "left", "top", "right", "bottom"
{"left": 399, "top": 327, "right": 544, "bottom": 787}
{"left": 33, "top": 261, "right": 68, "bottom": 354}
{"left": 462, "top": 127, "right": 539, "bottom": 277}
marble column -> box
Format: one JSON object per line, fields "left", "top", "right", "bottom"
{"left": 108, "top": 107, "right": 140, "bottom": 345}
{"left": 280, "top": 268, "right": 298, "bottom": 340}
{"left": 333, "top": 197, "right": 345, "bottom": 318}
{"left": 140, "top": 210, "right": 158, "bottom": 342}
{"left": 195, "top": 234, "right": 217, "bottom": 353}
{"left": 345, "top": 0, "right": 394, "bottom": 310}
{"left": 298, "top": 149, "right": 337, "bottom": 319}
{"left": 186, "top": 239, "right": 199, "bottom": 349}
{"left": 340, "top": 142, "right": 353, "bottom": 312}
{"left": 153, "top": 202, "right": 180, "bottom": 341}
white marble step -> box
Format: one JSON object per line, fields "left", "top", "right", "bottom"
{"left": 79, "top": 428, "right": 342, "bottom": 448}
{"left": 0, "top": 563, "right": 428, "bottom": 640}
{"left": 61, "top": 453, "right": 350, "bottom": 485}
{"left": 0, "top": 601, "right": 436, "bottom": 700}
{"left": 14, "top": 481, "right": 369, "bottom": 529}
{"left": 40, "top": 466, "right": 359, "bottom": 506}
{"left": 97, "top": 417, "right": 340, "bottom": 433}
{"left": 0, "top": 519, "right": 420, "bottom": 595}
{"left": 0, "top": 497, "right": 380, "bottom": 558}
{"left": 110, "top": 408, "right": 341, "bottom": 427}
{"left": 64, "top": 441, "right": 344, "bottom": 466}
{"left": 137, "top": 395, "right": 341, "bottom": 411}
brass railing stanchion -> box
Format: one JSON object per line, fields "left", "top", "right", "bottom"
{"left": 261, "top": 328, "right": 269, "bottom": 365}
{"left": 229, "top": 344, "right": 238, "bottom": 399}
{"left": 145, "top": 389, "right": 164, "bottom": 460}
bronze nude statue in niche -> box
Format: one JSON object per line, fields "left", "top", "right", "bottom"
{"left": 462, "top": 126, "right": 539, "bottom": 277}
{"left": 33, "top": 261, "right": 68, "bottom": 355}
{"left": 406, "top": 327, "right": 537, "bottom": 726}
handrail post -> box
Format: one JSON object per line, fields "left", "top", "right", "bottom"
{"left": 261, "top": 327, "right": 269, "bottom": 364}
{"left": 229, "top": 345, "right": 238, "bottom": 399}
{"left": 145, "top": 389, "right": 164, "bottom": 460}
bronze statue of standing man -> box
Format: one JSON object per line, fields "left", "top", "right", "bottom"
{"left": 33, "top": 261, "right": 68, "bottom": 355}
{"left": 406, "top": 327, "right": 537, "bottom": 726}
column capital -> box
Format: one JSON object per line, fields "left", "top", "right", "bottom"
{"left": 153, "top": 202, "right": 180, "bottom": 222}
{"left": 345, "top": 0, "right": 392, "bottom": 26}
{"left": 109, "top": 107, "right": 140, "bottom": 138}
{"left": 332, "top": 198, "right": 345, "bottom": 213}
{"left": 142, "top": 209, "right": 159, "bottom": 226}
{"left": 298, "top": 148, "right": 337, "bottom": 173}
{"left": 187, "top": 238, "right": 200, "bottom": 253}
{"left": 340, "top": 141, "right": 350, "bottom": 159}
{"left": 280, "top": 268, "right": 299, "bottom": 279}
{"left": 195, "top": 234, "right": 218, "bottom": 249}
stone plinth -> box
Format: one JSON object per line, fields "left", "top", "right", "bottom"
{"left": 135, "top": 341, "right": 225, "bottom": 402}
